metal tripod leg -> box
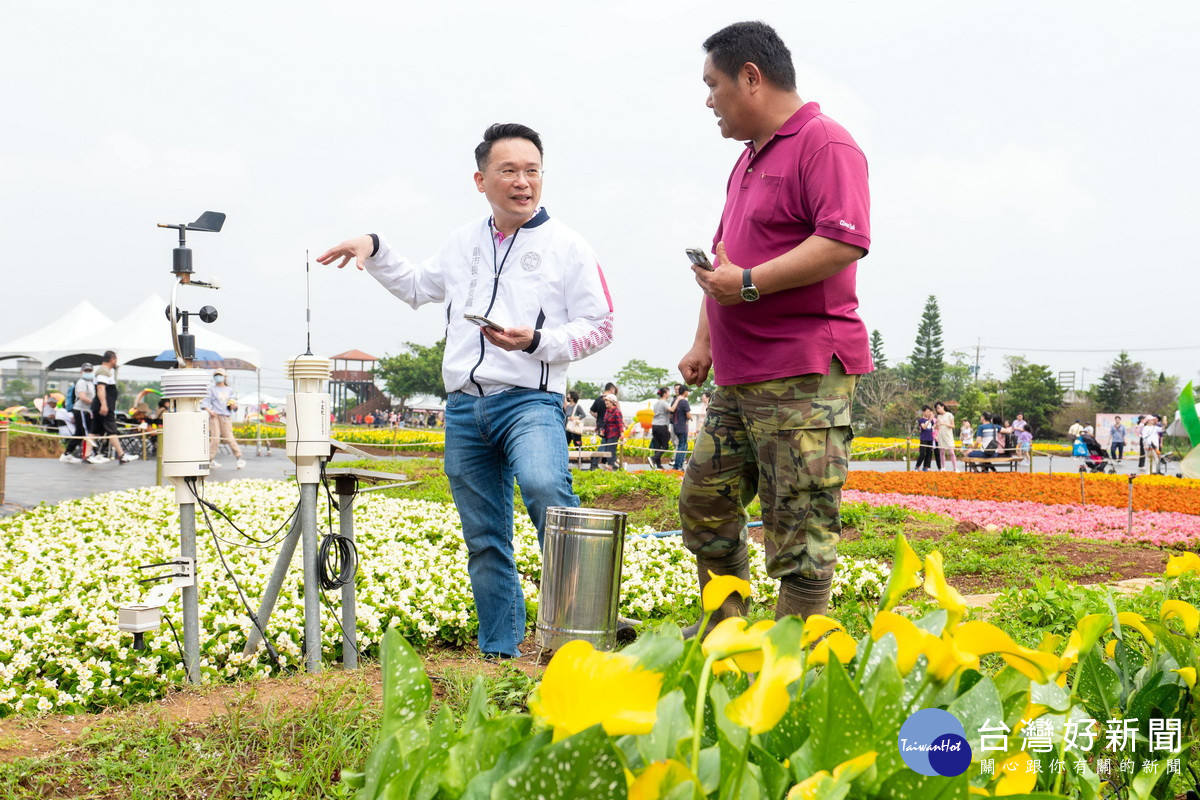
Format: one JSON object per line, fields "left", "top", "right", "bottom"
{"left": 241, "top": 514, "right": 302, "bottom": 657}
{"left": 337, "top": 480, "right": 357, "bottom": 669}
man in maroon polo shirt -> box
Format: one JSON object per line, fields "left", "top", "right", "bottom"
{"left": 678, "top": 21, "right": 872, "bottom": 632}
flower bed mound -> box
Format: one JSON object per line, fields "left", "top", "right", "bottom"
{"left": 845, "top": 470, "right": 1200, "bottom": 515}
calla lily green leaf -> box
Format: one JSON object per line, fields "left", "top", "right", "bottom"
{"left": 701, "top": 570, "right": 752, "bottom": 613}
{"left": 877, "top": 533, "right": 922, "bottom": 613}
{"left": 529, "top": 639, "right": 663, "bottom": 741}
{"left": 922, "top": 551, "right": 967, "bottom": 626}
{"left": 1161, "top": 599, "right": 1200, "bottom": 637}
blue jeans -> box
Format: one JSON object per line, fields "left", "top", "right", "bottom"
{"left": 444, "top": 388, "right": 579, "bottom": 657}
{"left": 672, "top": 429, "right": 689, "bottom": 470}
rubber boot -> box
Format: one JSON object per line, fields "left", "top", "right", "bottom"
{"left": 682, "top": 551, "right": 750, "bottom": 639}
{"left": 775, "top": 575, "right": 833, "bottom": 621}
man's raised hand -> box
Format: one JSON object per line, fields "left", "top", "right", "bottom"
{"left": 316, "top": 235, "right": 374, "bottom": 271}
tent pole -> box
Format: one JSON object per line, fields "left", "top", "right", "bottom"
{"left": 256, "top": 367, "right": 263, "bottom": 457}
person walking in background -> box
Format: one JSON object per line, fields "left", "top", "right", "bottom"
{"left": 691, "top": 390, "right": 710, "bottom": 438}
{"left": 563, "top": 390, "right": 586, "bottom": 449}
{"left": 1017, "top": 423, "right": 1034, "bottom": 462}
{"left": 1109, "top": 415, "right": 1126, "bottom": 463}
{"left": 1141, "top": 415, "right": 1162, "bottom": 471}
{"left": 677, "top": 21, "right": 872, "bottom": 628}
{"left": 670, "top": 385, "right": 692, "bottom": 470}
{"left": 650, "top": 386, "right": 672, "bottom": 470}
{"left": 934, "top": 401, "right": 956, "bottom": 472}
{"left": 1135, "top": 415, "right": 1147, "bottom": 468}
{"left": 915, "top": 406, "right": 939, "bottom": 471}
{"left": 63, "top": 363, "right": 97, "bottom": 463}
{"left": 590, "top": 382, "right": 617, "bottom": 423}
{"left": 202, "top": 368, "right": 245, "bottom": 469}
{"left": 598, "top": 394, "right": 625, "bottom": 470}
{"left": 960, "top": 418, "right": 973, "bottom": 456}
{"left": 89, "top": 351, "right": 137, "bottom": 464}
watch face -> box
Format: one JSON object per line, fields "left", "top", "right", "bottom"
{"left": 740, "top": 285, "right": 760, "bottom": 302}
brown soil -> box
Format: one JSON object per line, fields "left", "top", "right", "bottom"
{"left": 0, "top": 643, "right": 548, "bottom": 764}
{"left": 8, "top": 433, "right": 62, "bottom": 458}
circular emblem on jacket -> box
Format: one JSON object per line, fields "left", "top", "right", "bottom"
{"left": 521, "top": 252, "right": 542, "bottom": 271}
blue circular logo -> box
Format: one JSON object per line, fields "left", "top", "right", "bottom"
{"left": 897, "top": 709, "right": 972, "bottom": 777}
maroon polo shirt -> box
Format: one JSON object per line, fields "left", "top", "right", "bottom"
{"left": 709, "top": 102, "right": 872, "bottom": 385}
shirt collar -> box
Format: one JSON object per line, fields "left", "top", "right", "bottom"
{"left": 491, "top": 207, "right": 551, "bottom": 241}
{"left": 745, "top": 101, "right": 822, "bottom": 155}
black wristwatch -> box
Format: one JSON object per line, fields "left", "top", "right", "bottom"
{"left": 740, "top": 268, "right": 760, "bottom": 302}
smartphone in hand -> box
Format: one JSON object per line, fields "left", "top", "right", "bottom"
{"left": 463, "top": 314, "right": 505, "bottom": 331}
{"left": 686, "top": 248, "right": 715, "bottom": 271}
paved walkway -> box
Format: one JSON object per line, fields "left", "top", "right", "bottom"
{"left": 0, "top": 450, "right": 1160, "bottom": 516}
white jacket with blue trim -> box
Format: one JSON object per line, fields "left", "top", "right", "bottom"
{"left": 364, "top": 208, "right": 614, "bottom": 396}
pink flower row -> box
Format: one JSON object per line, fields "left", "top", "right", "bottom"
{"left": 843, "top": 490, "right": 1200, "bottom": 547}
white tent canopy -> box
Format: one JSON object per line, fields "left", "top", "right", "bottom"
{"left": 36, "top": 294, "right": 261, "bottom": 371}
{"left": 0, "top": 300, "right": 113, "bottom": 366}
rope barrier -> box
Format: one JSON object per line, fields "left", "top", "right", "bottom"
{"left": 5, "top": 426, "right": 160, "bottom": 441}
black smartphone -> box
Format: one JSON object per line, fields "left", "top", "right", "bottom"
{"left": 686, "top": 248, "right": 715, "bottom": 271}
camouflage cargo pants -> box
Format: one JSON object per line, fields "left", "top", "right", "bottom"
{"left": 680, "top": 360, "right": 858, "bottom": 581}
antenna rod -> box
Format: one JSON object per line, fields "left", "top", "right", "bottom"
{"left": 305, "top": 250, "right": 313, "bottom": 356}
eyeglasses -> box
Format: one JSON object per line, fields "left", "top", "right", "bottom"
{"left": 491, "top": 168, "right": 544, "bottom": 182}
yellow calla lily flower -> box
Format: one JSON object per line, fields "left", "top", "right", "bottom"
{"left": 1104, "top": 639, "right": 1117, "bottom": 660}
{"left": 786, "top": 770, "right": 835, "bottom": 800}
{"left": 703, "top": 618, "right": 772, "bottom": 672}
{"left": 809, "top": 631, "right": 859, "bottom": 666}
{"left": 923, "top": 551, "right": 967, "bottom": 626}
{"left": 1160, "top": 600, "right": 1200, "bottom": 637}
{"left": 921, "top": 631, "right": 980, "bottom": 682}
{"left": 800, "top": 614, "right": 845, "bottom": 648}
{"left": 994, "top": 752, "right": 1037, "bottom": 795}
{"left": 725, "top": 633, "right": 804, "bottom": 734}
{"left": 702, "top": 570, "right": 752, "bottom": 613}
{"left": 953, "top": 621, "right": 1060, "bottom": 683}
{"left": 629, "top": 759, "right": 700, "bottom": 800}
{"left": 1116, "top": 612, "right": 1156, "bottom": 644}
{"left": 871, "top": 611, "right": 926, "bottom": 674}
{"left": 528, "top": 639, "right": 662, "bottom": 741}
{"left": 1075, "top": 613, "right": 1112, "bottom": 655}
{"left": 1165, "top": 552, "right": 1200, "bottom": 578}
{"left": 711, "top": 658, "right": 743, "bottom": 677}
{"left": 1173, "top": 667, "right": 1197, "bottom": 689}
{"left": 878, "top": 533, "right": 922, "bottom": 612}
{"left": 1059, "top": 630, "right": 1082, "bottom": 672}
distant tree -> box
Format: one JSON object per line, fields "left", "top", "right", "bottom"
{"left": 3, "top": 377, "right": 36, "bottom": 404}
{"left": 1002, "top": 363, "right": 1064, "bottom": 433}
{"left": 1136, "top": 372, "right": 1180, "bottom": 418}
{"left": 1091, "top": 351, "right": 1145, "bottom": 412}
{"left": 568, "top": 379, "right": 600, "bottom": 400}
{"left": 870, "top": 329, "right": 887, "bottom": 370}
{"left": 376, "top": 339, "right": 446, "bottom": 406}
{"left": 909, "top": 295, "right": 944, "bottom": 394}
{"left": 614, "top": 359, "right": 670, "bottom": 401}
{"left": 854, "top": 370, "right": 916, "bottom": 436}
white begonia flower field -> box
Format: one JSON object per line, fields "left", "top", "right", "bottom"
{"left": 0, "top": 480, "right": 888, "bottom": 715}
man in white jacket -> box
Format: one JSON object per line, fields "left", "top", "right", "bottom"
{"left": 318, "top": 123, "right": 614, "bottom": 659}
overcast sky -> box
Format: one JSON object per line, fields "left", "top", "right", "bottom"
{"left": 2, "top": 1, "right": 1197, "bottom": 398}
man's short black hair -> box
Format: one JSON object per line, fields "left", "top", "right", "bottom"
{"left": 103, "top": 350, "right": 116, "bottom": 363}
{"left": 474, "top": 123, "right": 544, "bottom": 170}
{"left": 703, "top": 21, "right": 796, "bottom": 92}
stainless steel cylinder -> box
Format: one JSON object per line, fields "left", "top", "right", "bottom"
{"left": 535, "top": 506, "right": 627, "bottom": 652}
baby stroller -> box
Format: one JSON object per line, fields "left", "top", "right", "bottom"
{"left": 1075, "top": 433, "right": 1116, "bottom": 474}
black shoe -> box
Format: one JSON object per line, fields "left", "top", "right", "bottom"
{"left": 481, "top": 651, "right": 519, "bottom": 662}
